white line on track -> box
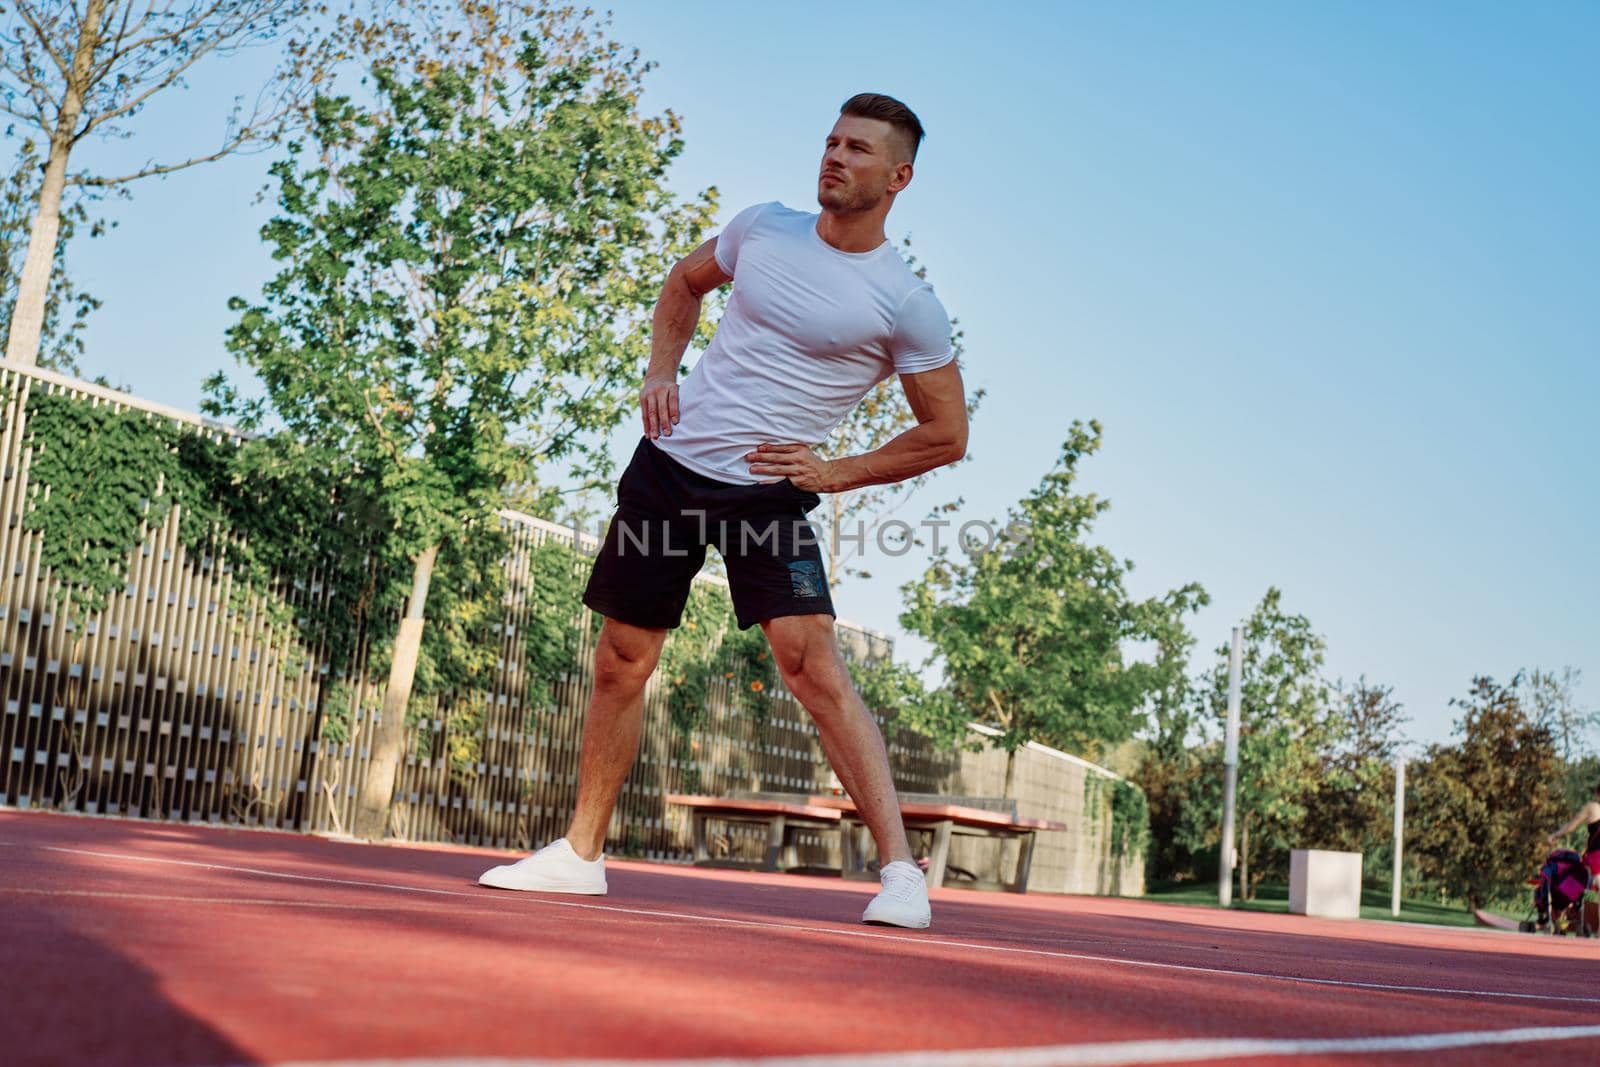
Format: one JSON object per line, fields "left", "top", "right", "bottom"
{"left": 5, "top": 839, "right": 1598, "bottom": 1008}
{"left": 204, "top": 1023, "right": 1600, "bottom": 1066}
{"left": 0, "top": 887, "right": 507, "bottom": 912}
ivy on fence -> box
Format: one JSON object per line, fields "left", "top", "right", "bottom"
{"left": 1109, "top": 778, "right": 1151, "bottom": 862}
{"left": 1085, "top": 773, "right": 1152, "bottom": 863}
{"left": 21, "top": 390, "right": 227, "bottom": 622}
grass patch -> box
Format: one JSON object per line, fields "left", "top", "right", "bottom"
{"left": 1143, "top": 879, "right": 1519, "bottom": 929}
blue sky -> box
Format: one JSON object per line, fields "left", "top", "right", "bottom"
{"left": 35, "top": 1, "right": 1598, "bottom": 746}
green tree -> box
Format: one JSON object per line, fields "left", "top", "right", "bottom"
{"left": 209, "top": 2, "right": 714, "bottom": 839}
{"left": 1310, "top": 678, "right": 1408, "bottom": 874}
{"left": 899, "top": 420, "right": 1207, "bottom": 793}
{"left": 1132, "top": 610, "right": 1205, "bottom": 880}
{"left": 1410, "top": 677, "right": 1564, "bottom": 908}
{"left": 1515, "top": 667, "right": 1598, "bottom": 815}
{"left": 1, "top": 0, "right": 327, "bottom": 367}
{"left": 1518, "top": 667, "right": 1595, "bottom": 760}
{"left": 1180, "top": 588, "right": 1331, "bottom": 899}
{"left": 0, "top": 136, "right": 102, "bottom": 372}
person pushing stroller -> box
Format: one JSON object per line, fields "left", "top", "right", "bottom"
{"left": 1547, "top": 781, "right": 1600, "bottom": 875}
{"left": 1525, "top": 781, "right": 1600, "bottom": 935}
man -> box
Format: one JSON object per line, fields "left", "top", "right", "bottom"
{"left": 478, "top": 93, "right": 968, "bottom": 930}
{"left": 1547, "top": 782, "right": 1600, "bottom": 877}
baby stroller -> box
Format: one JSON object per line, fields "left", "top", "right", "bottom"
{"left": 1518, "top": 849, "right": 1595, "bottom": 936}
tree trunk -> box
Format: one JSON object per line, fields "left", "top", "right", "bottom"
{"left": 1003, "top": 747, "right": 1018, "bottom": 799}
{"left": 351, "top": 543, "right": 440, "bottom": 841}
{"left": 290, "top": 658, "right": 334, "bottom": 832}
{"left": 4, "top": 0, "right": 105, "bottom": 367}
{"left": 1240, "top": 813, "right": 1252, "bottom": 901}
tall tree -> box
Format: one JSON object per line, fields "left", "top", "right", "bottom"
{"left": 0, "top": 0, "right": 321, "bottom": 366}
{"left": 1180, "top": 588, "right": 1331, "bottom": 898}
{"left": 1311, "top": 678, "right": 1408, "bottom": 865}
{"left": 209, "top": 1, "right": 713, "bottom": 840}
{"left": 1517, "top": 667, "right": 1595, "bottom": 764}
{"left": 1515, "top": 667, "right": 1598, "bottom": 813}
{"left": 899, "top": 419, "right": 1207, "bottom": 793}
{"left": 1132, "top": 608, "right": 1205, "bottom": 880}
{"left": 0, "top": 135, "right": 101, "bottom": 372}
{"left": 1410, "top": 677, "right": 1563, "bottom": 908}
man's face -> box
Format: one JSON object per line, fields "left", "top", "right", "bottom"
{"left": 817, "top": 114, "right": 911, "bottom": 213}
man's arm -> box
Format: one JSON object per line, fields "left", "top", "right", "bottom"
{"left": 642, "top": 237, "right": 731, "bottom": 439}
{"left": 1547, "top": 802, "right": 1598, "bottom": 844}
{"left": 745, "top": 361, "right": 969, "bottom": 491}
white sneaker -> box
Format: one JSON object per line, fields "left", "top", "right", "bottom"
{"left": 478, "top": 838, "right": 607, "bottom": 895}
{"left": 861, "top": 859, "right": 931, "bottom": 929}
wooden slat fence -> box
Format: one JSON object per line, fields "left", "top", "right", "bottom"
{"left": 0, "top": 361, "right": 1137, "bottom": 890}
{"left": 0, "top": 363, "right": 949, "bottom": 853}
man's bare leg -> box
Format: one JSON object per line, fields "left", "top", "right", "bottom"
{"left": 761, "top": 614, "right": 915, "bottom": 866}
{"left": 562, "top": 617, "right": 668, "bottom": 861}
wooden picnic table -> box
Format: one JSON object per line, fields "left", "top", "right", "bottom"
{"left": 665, "top": 793, "right": 842, "bottom": 872}
{"left": 666, "top": 792, "right": 1066, "bottom": 893}
{"left": 804, "top": 794, "right": 1066, "bottom": 893}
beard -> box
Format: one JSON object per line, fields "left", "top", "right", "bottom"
{"left": 817, "top": 175, "right": 881, "bottom": 213}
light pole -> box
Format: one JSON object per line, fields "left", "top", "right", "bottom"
{"left": 1219, "top": 625, "right": 1242, "bottom": 908}
{"left": 1392, "top": 757, "right": 1407, "bottom": 917}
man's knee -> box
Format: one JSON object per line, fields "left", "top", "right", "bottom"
{"left": 593, "top": 620, "right": 664, "bottom": 693}
{"left": 763, "top": 614, "right": 846, "bottom": 698}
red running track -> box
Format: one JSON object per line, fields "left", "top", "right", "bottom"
{"left": 3, "top": 809, "right": 1599, "bottom": 1067}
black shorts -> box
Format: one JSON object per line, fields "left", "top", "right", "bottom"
{"left": 582, "top": 438, "right": 835, "bottom": 630}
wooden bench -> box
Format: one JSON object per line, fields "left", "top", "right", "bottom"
{"left": 667, "top": 791, "right": 1065, "bottom": 893}
{"left": 805, "top": 794, "right": 1066, "bottom": 893}
{"left": 665, "top": 793, "right": 842, "bottom": 872}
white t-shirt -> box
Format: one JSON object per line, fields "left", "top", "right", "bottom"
{"left": 651, "top": 201, "right": 954, "bottom": 484}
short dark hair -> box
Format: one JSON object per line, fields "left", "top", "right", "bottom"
{"left": 839, "top": 92, "right": 925, "bottom": 163}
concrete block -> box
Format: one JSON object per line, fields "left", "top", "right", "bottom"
{"left": 1289, "top": 849, "right": 1362, "bottom": 919}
